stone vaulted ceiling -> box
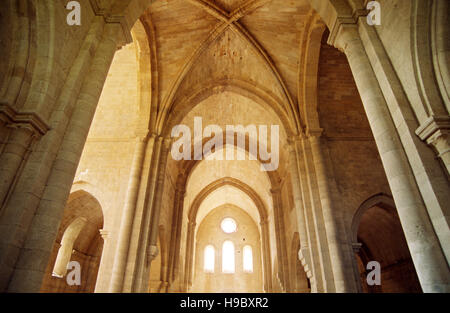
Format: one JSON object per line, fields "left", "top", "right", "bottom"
{"left": 140, "top": 0, "right": 317, "bottom": 133}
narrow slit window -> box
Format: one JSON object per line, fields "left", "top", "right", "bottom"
{"left": 222, "top": 240, "right": 235, "bottom": 273}
{"left": 204, "top": 245, "right": 215, "bottom": 273}
{"left": 243, "top": 245, "right": 253, "bottom": 273}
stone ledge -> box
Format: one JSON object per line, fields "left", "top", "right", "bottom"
{"left": 0, "top": 102, "right": 50, "bottom": 136}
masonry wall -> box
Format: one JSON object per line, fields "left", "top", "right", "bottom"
{"left": 191, "top": 205, "right": 263, "bottom": 293}
{"left": 72, "top": 40, "right": 141, "bottom": 291}
{"left": 317, "top": 33, "right": 392, "bottom": 229}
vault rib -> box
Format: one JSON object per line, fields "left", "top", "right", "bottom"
{"left": 156, "top": 0, "right": 302, "bottom": 133}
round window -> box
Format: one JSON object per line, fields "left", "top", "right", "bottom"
{"left": 221, "top": 217, "right": 237, "bottom": 234}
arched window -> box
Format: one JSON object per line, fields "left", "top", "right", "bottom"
{"left": 222, "top": 240, "right": 235, "bottom": 273}
{"left": 204, "top": 245, "right": 215, "bottom": 273}
{"left": 243, "top": 245, "right": 253, "bottom": 273}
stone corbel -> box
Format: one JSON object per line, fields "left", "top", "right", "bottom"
{"left": 285, "top": 133, "right": 304, "bottom": 155}
{"left": 269, "top": 187, "right": 281, "bottom": 196}
{"left": 88, "top": 0, "right": 133, "bottom": 48}
{"left": 306, "top": 127, "right": 323, "bottom": 139}
{"left": 298, "top": 246, "right": 312, "bottom": 278}
{"left": 327, "top": 10, "right": 367, "bottom": 50}
{"left": 133, "top": 130, "right": 151, "bottom": 143}
{"left": 99, "top": 229, "right": 109, "bottom": 240}
{"left": 1, "top": 103, "right": 50, "bottom": 137}
{"left": 146, "top": 244, "right": 159, "bottom": 267}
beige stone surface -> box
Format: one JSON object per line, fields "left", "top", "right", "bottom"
{"left": 0, "top": 0, "right": 448, "bottom": 293}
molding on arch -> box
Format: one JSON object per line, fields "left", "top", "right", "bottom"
{"left": 410, "top": 0, "right": 448, "bottom": 120}
{"left": 184, "top": 177, "right": 273, "bottom": 291}
{"left": 430, "top": 0, "right": 450, "bottom": 112}
{"left": 65, "top": 189, "right": 104, "bottom": 225}
{"left": 174, "top": 130, "right": 284, "bottom": 185}
{"left": 350, "top": 193, "right": 395, "bottom": 243}
{"left": 186, "top": 199, "right": 272, "bottom": 292}
{"left": 187, "top": 177, "right": 269, "bottom": 223}
{"left": 131, "top": 16, "right": 159, "bottom": 134}
{"left": 160, "top": 77, "right": 296, "bottom": 138}
{"left": 70, "top": 182, "right": 108, "bottom": 225}
{"left": 298, "top": 11, "right": 326, "bottom": 132}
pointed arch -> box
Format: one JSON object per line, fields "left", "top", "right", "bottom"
{"left": 351, "top": 193, "right": 395, "bottom": 243}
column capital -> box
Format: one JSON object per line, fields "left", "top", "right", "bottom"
{"left": 352, "top": 242, "right": 363, "bottom": 254}
{"left": 147, "top": 244, "right": 159, "bottom": 266}
{"left": 327, "top": 5, "right": 368, "bottom": 51}
{"left": 88, "top": 0, "right": 133, "bottom": 47}
{"left": 163, "top": 136, "right": 172, "bottom": 148}
{"left": 416, "top": 115, "right": 450, "bottom": 143}
{"left": 330, "top": 22, "right": 361, "bottom": 54}
{"left": 286, "top": 134, "right": 305, "bottom": 154}
{"left": 306, "top": 127, "right": 323, "bottom": 139}
{"left": 416, "top": 115, "right": 450, "bottom": 173}
{"left": 133, "top": 131, "right": 151, "bottom": 143}
{"left": 156, "top": 135, "right": 172, "bottom": 149}
{"left": 99, "top": 229, "right": 109, "bottom": 240}
{"left": 269, "top": 187, "right": 281, "bottom": 195}
{"left": 287, "top": 133, "right": 306, "bottom": 145}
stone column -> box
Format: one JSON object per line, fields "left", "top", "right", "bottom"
{"left": 147, "top": 245, "right": 159, "bottom": 267}
{"left": 298, "top": 136, "right": 331, "bottom": 292}
{"left": 350, "top": 242, "right": 363, "bottom": 292}
{"left": 260, "top": 219, "right": 272, "bottom": 292}
{"left": 334, "top": 24, "right": 450, "bottom": 292}
{"left": 53, "top": 217, "right": 87, "bottom": 277}
{"left": 185, "top": 220, "right": 196, "bottom": 290}
{"left": 131, "top": 136, "right": 171, "bottom": 292}
{"left": 270, "top": 188, "right": 290, "bottom": 292}
{"left": 308, "top": 131, "right": 358, "bottom": 292}
{"left": 94, "top": 229, "right": 109, "bottom": 292}
{"left": 148, "top": 138, "right": 171, "bottom": 249}
{"left": 294, "top": 137, "right": 326, "bottom": 293}
{"left": 5, "top": 22, "right": 122, "bottom": 293}
{"left": 124, "top": 134, "right": 160, "bottom": 293}
{"left": 287, "top": 140, "right": 312, "bottom": 280}
{"left": 167, "top": 183, "right": 185, "bottom": 288}
{"left": 109, "top": 135, "right": 148, "bottom": 292}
